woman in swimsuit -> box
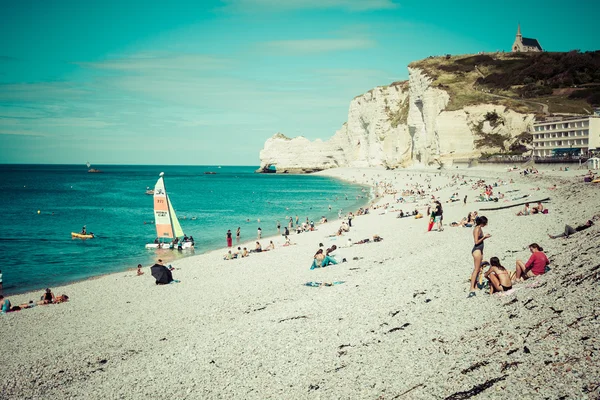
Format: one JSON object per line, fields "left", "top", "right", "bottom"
{"left": 468, "top": 216, "right": 491, "bottom": 298}
{"left": 484, "top": 256, "right": 512, "bottom": 293}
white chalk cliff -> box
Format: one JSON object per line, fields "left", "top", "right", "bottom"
{"left": 258, "top": 67, "right": 535, "bottom": 173}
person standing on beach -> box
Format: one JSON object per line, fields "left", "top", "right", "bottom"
{"left": 277, "top": 220, "right": 281, "bottom": 234}
{"left": 257, "top": 227, "right": 262, "bottom": 239}
{"left": 289, "top": 217, "right": 293, "bottom": 229}
{"left": 236, "top": 227, "right": 241, "bottom": 243}
{"left": 0, "top": 269, "right": 3, "bottom": 295}
{"left": 295, "top": 215, "right": 299, "bottom": 226}
{"left": 434, "top": 200, "right": 443, "bottom": 231}
{"left": 469, "top": 216, "right": 491, "bottom": 298}
{"left": 463, "top": 195, "right": 467, "bottom": 206}
{"left": 226, "top": 230, "right": 233, "bottom": 247}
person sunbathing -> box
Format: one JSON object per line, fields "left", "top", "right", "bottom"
{"left": 548, "top": 220, "right": 594, "bottom": 239}
{"left": 531, "top": 202, "right": 545, "bottom": 214}
{"left": 54, "top": 294, "right": 69, "bottom": 304}
{"left": 484, "top": 257, "right": 512, "bottom": 293}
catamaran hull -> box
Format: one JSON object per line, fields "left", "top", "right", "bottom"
{"left": 145, "top": 242, "right": 194, "bottom": 250}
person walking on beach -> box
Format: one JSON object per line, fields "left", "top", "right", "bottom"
{"left": 226, "top": 229, "right": 232, "bottom": 247}
{"left": 257, "top": 227, "right": 262, "bottom": 239}
{"left": 295, "top": 215, "right": 299, "bottom": 227}
{"left": 468, "top": 216, "right": 491, "bottom": 298}
{"left": 236, "top": 227, "right": 241, "bottom": 242}
{"left": 463, "top": 195, "right": 467, "bottom": 206}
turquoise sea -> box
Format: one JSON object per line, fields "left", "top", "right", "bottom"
{"left": 1, "top": 165, "right": 369, "bottom": 295}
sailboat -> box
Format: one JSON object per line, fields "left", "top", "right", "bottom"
{"left": 145, "top": 172, "right": 194, "bottom": 250}
{"left": 87, "top": 161, "right": 102, "bottom": 173}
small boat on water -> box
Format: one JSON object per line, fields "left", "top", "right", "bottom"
{"left": 145, "top": 172, "right": 194, "bottom": 250}
{"left": 204, "top": 171, "right": 217, "bottom": 175}
{"left": 86, "top": 162, "right": 102, "bottom": 173}
{"left": 145, "top": 186, "right": 154, "bottom": 195}
{"left": 71, "top": 232, "right": 94, "bottom": 239}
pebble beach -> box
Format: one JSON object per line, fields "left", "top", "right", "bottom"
{"left": 1, "top": 165, "right": 599, "bottom": 399}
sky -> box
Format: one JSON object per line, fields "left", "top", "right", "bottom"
{"left": 1, "top": 0, "right": 598, "bottom": 165}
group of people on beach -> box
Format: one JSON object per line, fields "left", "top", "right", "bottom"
{"left": 1, "top": 288, "right": 69, "bottom": 314}
{"left": 468, "top": 210, "right": 598, "bottom": 298}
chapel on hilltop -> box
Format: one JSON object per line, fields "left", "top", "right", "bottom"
{"left": 512, "top": 24, "right": 543, "bottom": 52}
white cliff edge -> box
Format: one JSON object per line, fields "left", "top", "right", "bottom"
{"left": 258, "top": 68, "right": 535, "bottom": 173}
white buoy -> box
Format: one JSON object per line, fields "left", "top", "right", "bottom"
{"left": 37, "top": 210, "right": 41, "bottom": 214}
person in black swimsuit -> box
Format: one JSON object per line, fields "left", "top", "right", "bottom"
{"left": 468, "top": 216, "right": 491, "bottom": 298}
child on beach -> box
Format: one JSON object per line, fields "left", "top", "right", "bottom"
{"left": 484, "top": 257, "right": 512, "bottom": 293}
{"left": 137, "top": 264, "right": 144, "bottom": 276}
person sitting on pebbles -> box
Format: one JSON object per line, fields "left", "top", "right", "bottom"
{"left": 484, "top": 257, "right": 512, "bottom": 293}
{"left": 516, "top": 203, "right": 530, "bottom": 216}
{"left": 310, "top": 249, "right": 338, "bottom": 270}
{"left": 513, "top": 243, "right": 549, "bottom": 282}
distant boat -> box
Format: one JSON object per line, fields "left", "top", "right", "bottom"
{"left": 71, "top": 232, "right": 94, "bottom": 239}
{"left": 145, "top": 186, "right": 154, "bottom": 195}
{"left": 217, "top": 166, "right": 222, "bottom": 169}
{"left": 204, "top": 171, "right": 217, "bottom": 175}
{"left": 145, "top": 172, "right": 194, "bottom": 250}
{"left": 86, "top": 162, "right": 102, "bottom": 173}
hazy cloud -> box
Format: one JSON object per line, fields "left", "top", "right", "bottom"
{"left": 261, "top": 38, "right": 374, "bottom": 54}
{"left": 77, "top": 53, "right": 231, "bottom": 72}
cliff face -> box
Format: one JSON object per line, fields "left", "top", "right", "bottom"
{"left": 258, "top": 57, "right": 538, "bottom": 173}
{"left": 258, "top": 83, "right": 410, "bottom": 173}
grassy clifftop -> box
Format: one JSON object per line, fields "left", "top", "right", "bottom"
{"left": 409, "top": 51, "right": 600, "bottom": 115}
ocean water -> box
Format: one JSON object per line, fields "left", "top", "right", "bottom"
{"left": 1, "top": 165, "right": 369, "bottom": 295}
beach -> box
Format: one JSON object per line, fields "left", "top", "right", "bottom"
{"left": 1, "top": 165, "right": 599, "bottom": 399}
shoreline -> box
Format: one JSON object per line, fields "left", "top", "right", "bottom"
{"left": 2, "top": 174, "right": 373, "bottom": 299}
{"left": 1, "top": 164, "right": 599, "bottom": 399}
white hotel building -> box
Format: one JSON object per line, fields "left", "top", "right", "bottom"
{"left": 532, "top": 116, "right": 600, "bottom": 157}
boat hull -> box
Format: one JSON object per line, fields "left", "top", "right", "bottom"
{"left": 71, "top": 232, "right": 94, "bottom": 239}
{"left": 145, "top": 242, "right": 194, "bottom": 250}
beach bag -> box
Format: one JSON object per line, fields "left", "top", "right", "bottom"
{"left": 542, "top": 209, "right": 549, "bottom": 214}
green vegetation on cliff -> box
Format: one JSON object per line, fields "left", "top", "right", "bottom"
{"left": 409, "top": 51, "right": 600, "bottom": 115}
